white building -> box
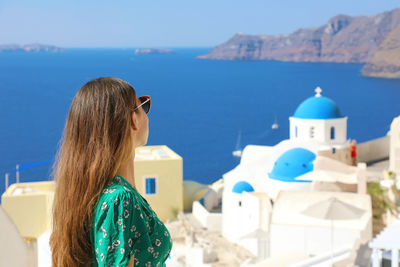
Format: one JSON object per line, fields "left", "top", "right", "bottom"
{"left": 223, "top": 85, "right": 353, "bottom": 202}
{"left": 270, "top": 191, "right": 372, "bottom": 257}
{"left": 389, "top": 115, "right": 400, "bottom": 176}
{"left": 221, "top": 87, "right": 370, "bottom": 261}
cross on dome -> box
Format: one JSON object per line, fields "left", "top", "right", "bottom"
{"left": 315, "top": 86, "right": 322, "bottom": 97}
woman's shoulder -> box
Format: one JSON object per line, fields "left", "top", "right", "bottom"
{"left": 101, "top": 175, "right": 137, "bottom": 196}
{"left": 94, "top": 177, "right": 135, "bottom": 211}
{"left": 99, "top": 184, "right": 135, "bottom": 205}
{"left": 105, "top": 175, "right": 133, "bottom": 191}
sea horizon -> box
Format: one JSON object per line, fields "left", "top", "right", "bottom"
{"left": 0, "top": 48, "right": 399, "bottom": 197}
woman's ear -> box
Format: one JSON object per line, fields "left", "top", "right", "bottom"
{"left": 131, "top": 111, "right": 139, "bottom": 131}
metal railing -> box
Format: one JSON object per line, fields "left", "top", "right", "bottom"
{"left": 3, "top": 159, "right": 53, "bottom": 192}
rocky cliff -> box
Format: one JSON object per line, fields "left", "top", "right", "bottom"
{"left": 198, "top": 9, "right": 400, "bottom": 63}
{"left": 362, "top": 26, "right": 400, "bottom": 78}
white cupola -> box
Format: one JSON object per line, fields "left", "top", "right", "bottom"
{"left": 289, "top": 87, "right": 348, "bottom": 145}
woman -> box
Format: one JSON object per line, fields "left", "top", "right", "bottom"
{"left": 50, "top": 77, "right": 173, "bottom": 267}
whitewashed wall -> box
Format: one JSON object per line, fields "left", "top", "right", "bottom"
{"left": 289, "top": 117, "right": 347, "bottom": 145}
{"left": 390, "top": 115, "right": 400, "bottom": 175}
{"left": 0, "top": 205, "right": 30, "bottom": 266}
{"left": 192, "top": 201, "right": 222, "bottom": 231}
{"left": 270, "top": 224, "right": 361, "bottom": 257}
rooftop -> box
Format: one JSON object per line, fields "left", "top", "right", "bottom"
{"left": 135, "top": 145, "right": 182, "bottom": 161}
{"left": 292, "top": 87, "right": 344, "bottom": 120}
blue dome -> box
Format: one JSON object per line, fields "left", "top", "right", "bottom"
{"left": 269, "top": 148, "right": 315, "bottom": 182}
{"left": 293, "top": 96, "right": 344, "bottom": 119}
{"left": 232, "top": 181, "right": 255, "bottom": 194}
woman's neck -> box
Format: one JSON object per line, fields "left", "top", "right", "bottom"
{"left": 116, "top": 152, "right": 136, "bottom": 189}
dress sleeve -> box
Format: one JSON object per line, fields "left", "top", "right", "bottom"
{"left": 93, "top": 190, "right": 154, "bottom": 267}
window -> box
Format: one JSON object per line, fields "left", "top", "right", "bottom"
{"left": 331, "top": 126, "right": 335, "bottom": 139}
{"left": 332, "top": 147, "right": 336, "bottom": 154}
{"left": 145, "top": 177, "right": 157, "bottom": 194}
{"left": 238, "top": 201, "right": 242, "bottom": 207}
{"left": 295, "top": 126, "right": 298, "bottom": 137}
{"left": 310, "top": 126, "right": 314, "bottom": 138}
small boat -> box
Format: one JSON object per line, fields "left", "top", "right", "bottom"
{"left": 272, "top": 114, "right": 279, "bottom": 130}
{"left": 232, "top": 131, "right": 243, "bottom": 157}
{"left": 232, "top": 150, "right": 242, "bottom": 157}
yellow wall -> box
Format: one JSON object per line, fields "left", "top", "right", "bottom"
{"left": 134, "top": 145, "right": 183, "bottom": 222}
{"left": 1, "top": 145, "right": 183, "bottom": 239}
{"left": 1, "top": 181, "right": 55, "bottom": 239}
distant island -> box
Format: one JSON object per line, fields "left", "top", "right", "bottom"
{"left": 135, "top": 48, "right": 175, "bottom": 55}
{"left": 0, "top": 44, "right": 64, "bottom": 53}
{"left": 198, "top": 9, "right": 400, "bottom": 78}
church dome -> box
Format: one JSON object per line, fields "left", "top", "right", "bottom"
{"left": 269, "top": 148, "right": 315, "bottom": 182}
{"left": 232, "top": 181, "right": 255, "bottom": 194}
{"left": 293, "top": 87, "right": 344, "bottom": 119}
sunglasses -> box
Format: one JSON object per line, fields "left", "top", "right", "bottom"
{"left": 133, "top": 95, "right": 151, "bottom": 114}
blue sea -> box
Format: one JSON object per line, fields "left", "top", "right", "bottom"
{"left": 0, "top": 48, "right": 399, "bottom": 197}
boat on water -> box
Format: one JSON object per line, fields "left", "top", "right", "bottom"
{"left": 232, "top": 131, "right": 242, "bottom": 157}
{"left": 232, "top": 150, "right": 242, "bottom": 157}
{"left": 272, "top": 114, "right": 279, "bottom": 129}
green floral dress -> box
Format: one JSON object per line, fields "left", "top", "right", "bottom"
{"left": 90, "top": 174, "right": 173, "bottom": 267}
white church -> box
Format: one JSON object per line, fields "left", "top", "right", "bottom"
{"left": 223, "top": 86, "right": 353, "bottom": 201}
{"left": 220, "top": 87, "right": 371, "bottom": 257}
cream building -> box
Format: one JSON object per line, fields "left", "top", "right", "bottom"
{"left": 0, "top": 145, "right": 183, "bottom": 266}
{"left": 1, "top": 181, "right": 55, "bottom": 267}
{"left": 134, "top": 145, "right": 184, "bottom": 222}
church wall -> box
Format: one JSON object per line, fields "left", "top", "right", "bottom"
{"left": 289, "top": 117, "right": 348, "bottom": 145}
{"left": 289, "top": 117, "right": 325, "bottom": 142}
{"left": 322, "top": 117, "right": 347, "bottom": 144}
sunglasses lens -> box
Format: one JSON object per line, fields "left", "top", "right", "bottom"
{"left": 139, "top": 97, "right": 150, "bottom": 114}
{"left": 143, "top": 102, "right": 149, "bottom": 114}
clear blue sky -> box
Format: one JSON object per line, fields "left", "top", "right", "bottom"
{"left": 0, "top": 0, "right": 399, "bottom": 47}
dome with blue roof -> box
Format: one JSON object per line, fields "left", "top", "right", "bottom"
{"left": 269, "top": 148, "right": 315, "bottom": 182}
{"left": 293, "top": 87, "right": 344, "bottom": 119}
{"left": 232, "top": 181, "right": 255, "bottom": 194}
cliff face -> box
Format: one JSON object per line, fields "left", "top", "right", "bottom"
{"left": 199, "top": 9, "right": 400, "bottom": 63}
{"left": 362, "top": 26, "right": 400, "bottom": 78}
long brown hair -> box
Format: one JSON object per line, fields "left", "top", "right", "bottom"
{"left": 50, "top": 77, "right": 139, "bottom": 266}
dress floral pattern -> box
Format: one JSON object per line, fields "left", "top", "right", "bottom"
{"left": 90, "top": 175, "right": 173, "bottom": 267}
